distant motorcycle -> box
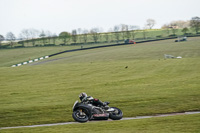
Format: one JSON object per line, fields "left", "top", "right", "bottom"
{"left": 72, "top": 100, "right": 123, "bottom": 122}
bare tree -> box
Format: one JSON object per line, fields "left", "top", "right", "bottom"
{"left": 114, "top": 25, "right": 120, "bottom": 43}
{"left": 29, "top": 29, "right": 40, "bottom": 39}
{"left": 0, "top": 34, "right": 4, "bottom": 46}
{"left": 129, "top": 25, "right": 139, "bottom": 39}
{"left": 120, "top": 24, "right": 126, "bottom": 31}
{"left": 90, "top": 28, "right": 100, "bottom": 43}
{"left": 77, "top": 28, "right": 82, "bottom": 43}
{"left": 98, "top": 27, "right": 104, "bottom": 42}
{"left": 72, "top": 29, "right": 78, "bottom": 44}
{"left": 124, "top": 25, "right": 131, "bottom": 39}
{"left": 77, "top": 28, "right": 82, "bottom": 34}
{"left": 146, "top": 19, "right": 156, "bottom": 29}
{"left": 45, "top": 30, "right": 52, "bottom": 37}
{"left": 142, "top": 30, "right": 148, "bottom": 40}
{"left": 45, "top": 31, "right": 52, "bottom": 44}
{"left": 142, "top": 26, "right": 148, "bottom": 40}
{"left": 190, "top": 16, "right": 200, "bottom": 34}
{"left": 39, "top": 30, "right": 46, "bottom": 37}
{"left": 129, "top": 25, "right": 140, "bottom": 30}
{"left": 107, "top": 28, "right": 114, "bottom": 42}
{"left": 114, "top": 25, "right": 120, "bottom": 32}
{"left": 83, "top": 29, "right": 88, "bottom": 44}
{"left": 39, "top": 30, "right": 46, "bottom": 45}
{"left": 21, "top": 29, "right": 30, "bottom": 40}
{"left": 130, "top": 30, "right": 137, "bottom": 40}
{"left": 51, "top": 34, "right": 57, "bottom": 45}
{"left": 104, "top": 33, "right": 109, "bottom": 43}
{"left": 20, "top": 29, "right": 30, "bottom": 46}
{"left": 30, "top": 29, "right": 40, "bottom": 46}
{"left": 19, "top": 28, "right": 40, "bottom": 46}
{"left": 18, "top": 34, "right": 25, "bottom": 46}
{"left": 18, "top": 33, "right": 24, "bottom": 40}
{"left": 6, "top": 32, "right": 16, "bottom": 47}
{"left": 120, "top": 24, "right": 127, "bottom": 40}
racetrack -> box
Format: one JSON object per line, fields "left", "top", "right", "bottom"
{"left": 1, "top": 111, "right": 200, "bottom": 130}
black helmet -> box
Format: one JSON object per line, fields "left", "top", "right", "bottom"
{"left": 79, "top": 92, "right": 87, "bottom": 101}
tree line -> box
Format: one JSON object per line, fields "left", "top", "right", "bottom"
{"left": 0, "top": 17, "right": 200, "bottom": 48}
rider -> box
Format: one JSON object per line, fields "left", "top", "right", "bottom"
{"left": 79, "top": 92, "right": 109, "bottom": 107}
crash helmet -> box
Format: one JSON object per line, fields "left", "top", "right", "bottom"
{"left": 79, "top": 92, "right": 87, "bottom": 101}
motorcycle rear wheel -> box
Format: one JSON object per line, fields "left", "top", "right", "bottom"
{"left": 109, "top": 107, "right": 123, "bottom": 120}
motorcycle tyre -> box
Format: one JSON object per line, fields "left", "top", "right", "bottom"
{"left": 72, "top": 110, "right": 89, "bottom": 123}
{"left": 109, "top": 107, "right": 123, "bottom": 120}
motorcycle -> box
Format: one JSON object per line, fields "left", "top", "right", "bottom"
{"left": 72, "top": 100, "right": 123, "bottom": 122}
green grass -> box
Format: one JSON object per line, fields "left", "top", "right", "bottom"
{"left": 40, "top": 37, "right": 200, "bottom": 64}
{"left": 1, "top": 114, "right": 200, "bottom": 133}
{"left": 0, "top": 43, "right": 112, "bottom": 67}
{"left": 0, "top": 37, "right": 200, "bottom": 128}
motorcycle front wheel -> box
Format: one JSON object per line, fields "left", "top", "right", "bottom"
{"left": 72, "top": 109, "right": 89, "bottom": 123}
{"left": 109, "top": 107, "right": 123, "bottom": 120}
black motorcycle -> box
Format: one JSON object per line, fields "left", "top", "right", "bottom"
{"left": 72, "top": 100, "right": 123, "bottom": 122}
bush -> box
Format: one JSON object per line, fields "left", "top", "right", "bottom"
{"left": 35, "top": 45, "right": 43, "bottom": 47}
{"left": 156, "top": 35, "right": 162, "bottom": 38}
{"left": 146, "top": 37, "right": 154, "bottom": 40}
{"left": 184, "top": 33, "right": 193, "bottom": 36}
{"left": 0, "top": 45, "right": 10, "bottom": 49}
{"left": 135, "top": 38, "right": 145, "bottom": 40}
{"left": 44, "top": 44, "right": 55, "bottom": 46}
{"left": 14, "top": 46, "right": 25, "bottom": 48}
{"left": 71, "top": 43, "right": 84, "bottom": 45}
{"left": 168, "top": 34, "right": 176, "bottom": 37}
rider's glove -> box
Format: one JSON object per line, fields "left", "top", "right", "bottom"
{"left": 103, "top": 102, "right": 110, "bottom": 106}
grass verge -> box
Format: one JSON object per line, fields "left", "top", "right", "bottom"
{"left": 1, "top": 114, "right": 200, "bottom": 133}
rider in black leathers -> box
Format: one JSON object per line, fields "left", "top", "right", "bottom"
{"left": 79, "top": 92, "right": 109, "bottom": 107}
